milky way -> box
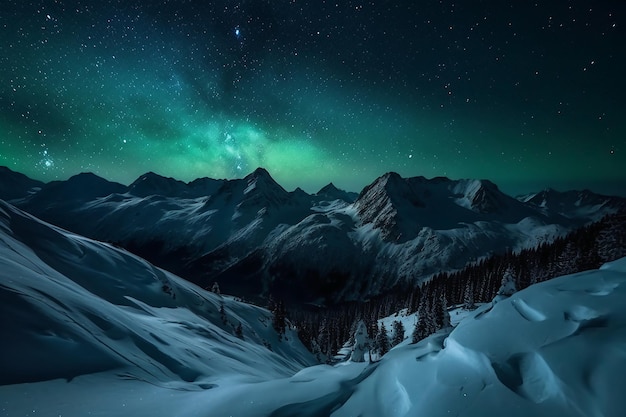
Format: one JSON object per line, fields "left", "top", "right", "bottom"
{"left": 1, "top": 1, "right": 625, "bottom": 195}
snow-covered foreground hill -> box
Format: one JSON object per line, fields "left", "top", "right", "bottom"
{"left": 2, "top": 197, "right": 626, "bottom": 416}
{"left": 0, "top": 200, "right": 314, "bottom": 413}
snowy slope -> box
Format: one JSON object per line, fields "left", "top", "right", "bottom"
{"left": 329, "top": 257, "right": 626, "bottom": 417}
{"left": 0, "top": 200, "right": 314, "bottom": 391}
{"left": 4, "top": 233, "right": 626, "bottom": 417}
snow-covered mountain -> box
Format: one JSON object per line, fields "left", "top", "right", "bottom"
{"left": 519, "top": 188, "right": 626, "bottom": 221}
{"left": 3, "top": 206, "right": 626, "bottom": 417}
{"left": 2, "top": 166, "right": 624, "bottom": 303}
{"left": 316, "top": 182, "right": 359, "bottom": 203}
{"left": 0, "top": 199, "right": 314, "bottom": 389}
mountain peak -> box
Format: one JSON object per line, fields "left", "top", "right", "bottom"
{"left": 26, "top": 172, "right": 127, "bottom": 203}
{"left": 67, "top": 171, "right": 103, "bottom": 181}
{"left": 65, "top": 172, "right": 124, "bottom": 191}
{"left": 137, "top": 171, "right": 168, "bottom": 180}
{"left": 521, "top": 187, "right": 626, "bottom": 221}
{"left": 354, "top": 172, "right": 424, "bottom": 242}
{"left": 318, "top": 182, "right": 339, "bottom": 194}
{"left": 240, "top": 167, "right": 289, "bottom": 206}
{"left": 450, "top": 178, "right": 508, "bottom": 214}
{"left": 247, "top": 167, "right": 272, "bottom": 179}
{"left": 129, "top": 172, "right": 187, "bottom": 197}
{"left": 316, "top": 182, "right": 358, "bottom": 203}
{"left": 380, "top": 171, "right": 403, "bottom": 182}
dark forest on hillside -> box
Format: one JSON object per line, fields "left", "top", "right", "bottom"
{"left": 288, "top": 212, "right": 626, "bottom": 360}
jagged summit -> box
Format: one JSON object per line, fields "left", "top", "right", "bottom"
{"left": 355, "top": 172, "right": 412, "bottom": 203}
{"left": 317, "top": 182, "right": 339, "bottom": 194}
{"left": 354, "top": 172, "right": 424, "bottom": 242}
{"left": 521, "top": 188, "right": 625, "bottom": 220}
{"left": 247, "top": 167, "right": 273, "bottom": 179}
{"left": 451, "top": 178, "right": 509, "bottom": 214}
{"left": 242, "top": 167, "right": 286, "bottom": 193}
{"left": 239, "top": 167, "right": 290, "bottom": 210}
{"left": 128, "top": 171, "right": 188, "bottom": 198}
{"left": 316, "top": 182, "right": 358, "bottom": 203}
{"left": 354, "top": 174, "right": 557, "bottom": 242}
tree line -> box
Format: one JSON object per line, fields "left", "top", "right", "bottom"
{"left": 288, "top": 211, "right": 626, "bottom": 361}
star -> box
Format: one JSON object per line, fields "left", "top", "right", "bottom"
{"left": 0, "top": 0, "right": 623, "bottom": 196}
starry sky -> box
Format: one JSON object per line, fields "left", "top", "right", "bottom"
{"left": 1, "top": 1, "right": 625, "bottom": 196}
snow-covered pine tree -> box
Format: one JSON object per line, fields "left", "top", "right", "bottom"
{"left": 597, "top": 212, "right": 626, "bottom": 262}
{"left": 271, "top": 300, "right": 287, "bottom": 335}
{"left": 412, "top": 310, "right": 432, "bottom": 343}
{"left": 432, "top": 289, "right": 451, "bottom": 330}
{"left": 497, "top": 266, "right": 517, "bottom": 297}
{"left": 376, "top": 322, "right": 390, "bottom": 357}
{"left": 235, "top": 322, "right": 244, "bottom": 339}
{"left": 350, "top": 320, "right": 370, "bottom": 362}
{"left": 391, "top": 320, "right": 405, "bottom": 346}
{"left": 412, "top": 294, "right": 433, "bottom": 342}
{"left": 411, "top": 317, "right": 420, "bottom": 343}
{"left": 557, "top": 241, "right": 579, "bottom": 276}
{"left": 211, "top": 281, "right": 221, "bottom": 295}
{"left": 317, "top": 319, "right": 331, "bottom": 358}
{"left": 310, "top": 338, "right": 322, "bottom": 362}
{"left": 463, "top": 281, "right": 476, "bottom": 310}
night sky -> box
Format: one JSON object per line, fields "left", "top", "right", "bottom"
{"left": 1, "top": 1, "right": 625, "bottom": 196}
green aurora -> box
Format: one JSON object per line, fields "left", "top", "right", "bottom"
{"left": 1, "top": 1, "right": 625, "bottom": 195}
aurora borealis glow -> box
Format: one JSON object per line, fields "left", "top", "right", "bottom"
{"left": 1, "top": 1, "right": 625, "bottom": 195}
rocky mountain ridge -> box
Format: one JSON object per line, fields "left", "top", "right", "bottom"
{"left": 2, "top": 166, "right": 624, "bottom": 303}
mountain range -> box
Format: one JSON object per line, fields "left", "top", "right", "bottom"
{"left": 2, "top": 165, "right": 624, "bottom": 304}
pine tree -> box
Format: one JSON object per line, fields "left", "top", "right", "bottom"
{"left": 376, "top": 322, "right": 390, "bottom": 357}
{"left": 413, "top": 317, "right": 430, "bottom": 343}
{"left": 272, "top": 300, "right": 287, "bottom": 336}
{"left": 317, "top": 319, "right": 330, "bottom": 358}
{"left": 235, "top": 322, "right": 244, "bottom": 339}
{"left": 497, "top": 266, "right": 517, "bottom": 297}
{"left": 391, "top": 320, "right": 405, "bottom": 346}
{"left": 463, "top": 281, "right": 476, "bottom": 310}
{"left": 219, "top": 302, "right": 227, "bottom": 325}
{"left": 557, "top": 241, "right": 578, "bottom": 275}
{"left": 412, "top": 295, "right": 434, "bottom": 342}
{"left": 411, "top": 318, "right": 419, "bottom": 343}
{"left": 432, "top": 289, "right": 450, "bottom": 330}
{"left": 350, "top": 320, "right": 369, "bottom": 362}
{"left": 211, "top": 281, "right": 221, "bottom": 295}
